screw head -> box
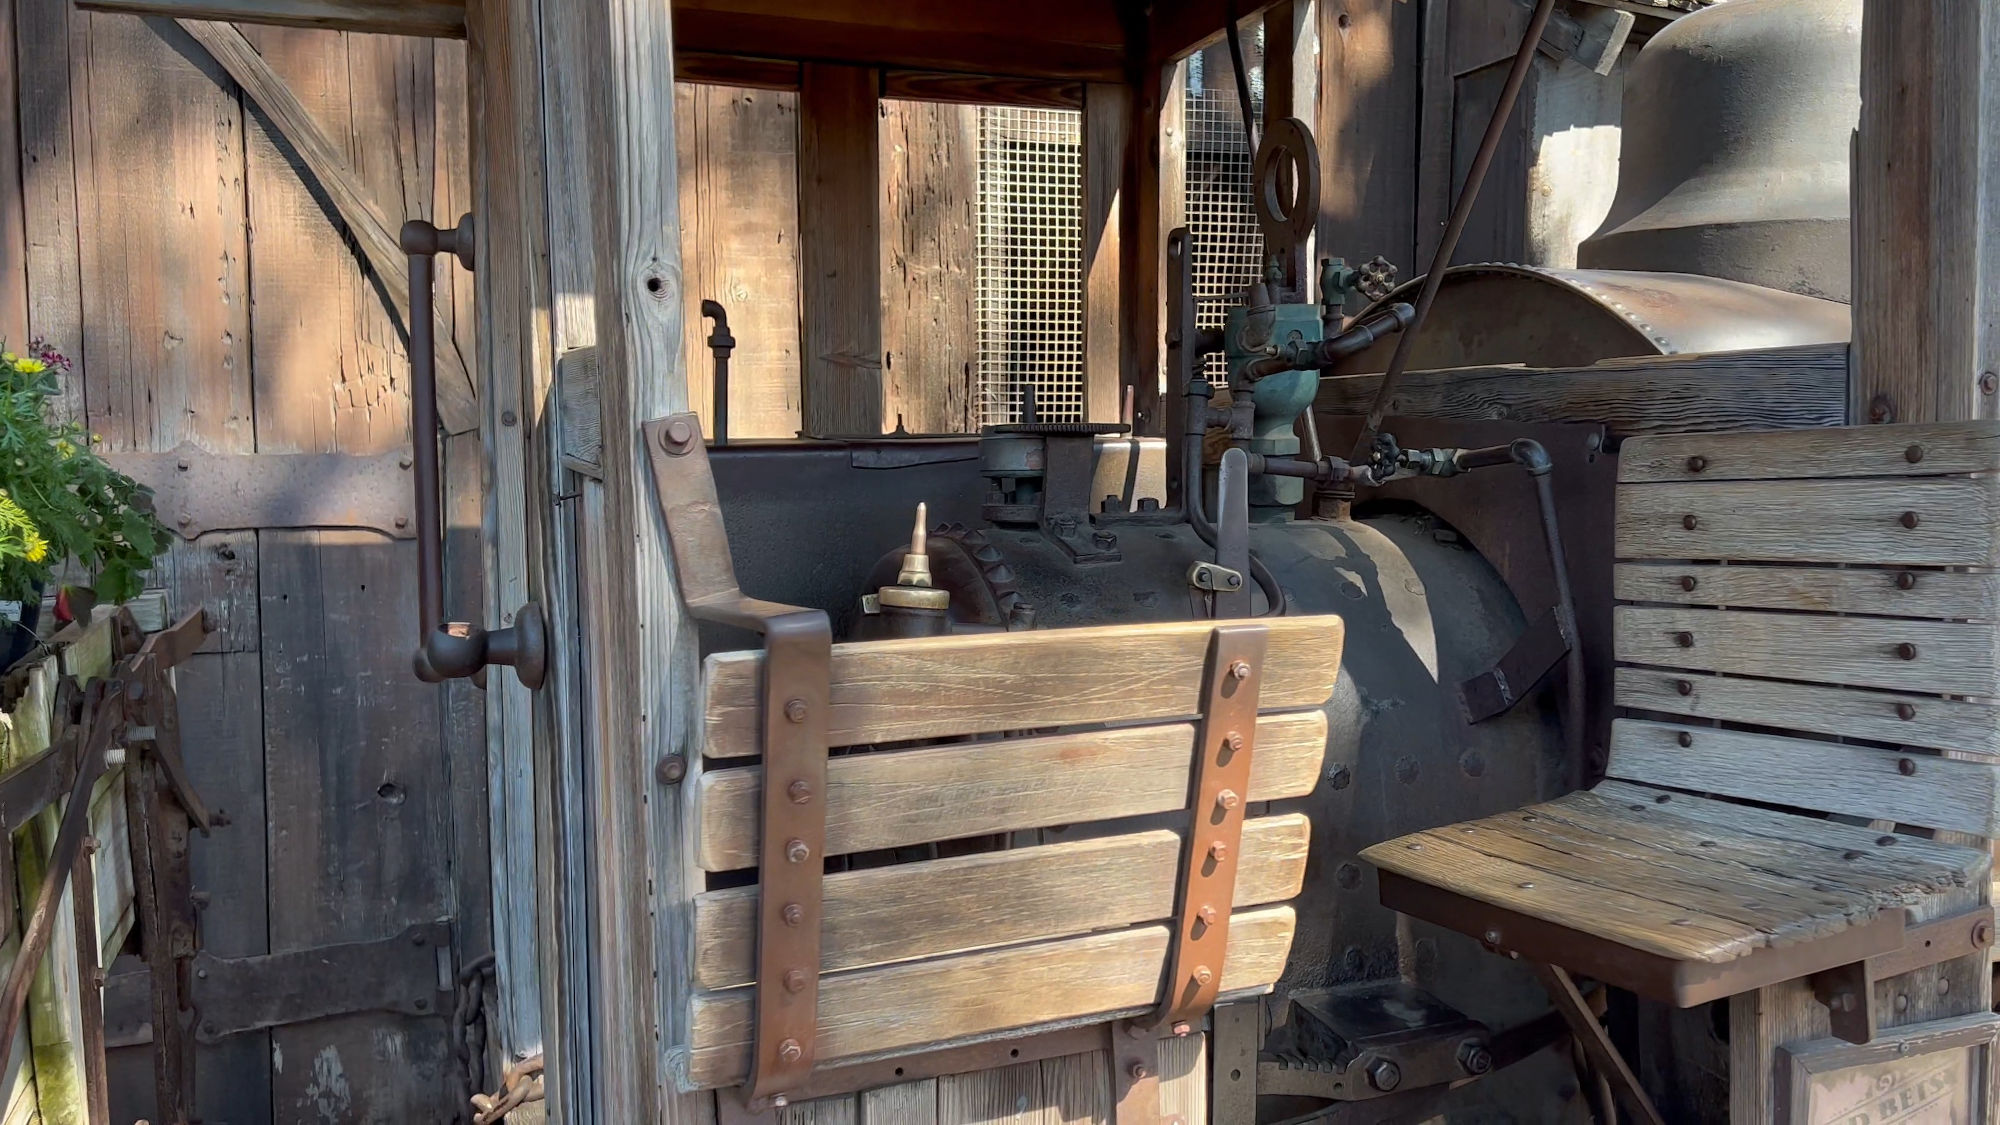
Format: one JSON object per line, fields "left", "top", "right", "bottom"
{"left": 1129, "top": 1062, "right": 1149, "bottom": 1080}
{"left": 1192, "top": 965, "right": 1214, "bottom": 986}
{"left": 1207, "top": 841, "right": 1228, "bottom": 862}
{"left": 1897, "top": 702, "right": 1918, "bottom": 721}
{"left": 655, "top": 754, "right": 687, "bottom": 784}
{"left": 1674, "top": 631, "right": 1695, "bottom": 648}
{"left": 1898, "top": 572, "right": 1917, "bottom": 590}
{"left": 782, "top": 903, "right": 804, "bottom": 926}
{"left": 1900, "top": 511, "right": 1921, "bottom": 530}
{"left": 1898, "top": 757, "right": 1917, "bottom": 776}
{"left": 1677, "top": 731, "right": 1693, "bottom": 748}
{"left": 784, "top": 698, "right": 808, "bottom": 723}
{"left": 788, "top": 779, "right": 812, "bottom": 804}
{"left": 1459, "top": 1042, "right": 1493, "bottom": 1076}
{"left": 1215, "top": 788, "right": 1240, "bottom": 811}
{"left": 1682, "top": 514, "right": 1699, "bottom": 531}
{"left": 778, "top": 1039, "right": 803, "bottom": 1062}
{"left": 1897, "top": 642, "right": 1919, "bottom": 661}
{"left": 1482, "top": 927, "right": 1502, "bottom": 948}
{"left": 1685, "top": 455, "right": 1707, "bottom": 473}
{"left": 1229, "top": 660, "right": 1252, "bottom": 681}
{"left": 1906, "top": 444, "right": 1925, "bottom": 464}
{"left": 1675, "top": 679, "right": 1693, "bottom": 696}
{"left": 1679, "top": 575, "right": 1697, "bottom": 592}
{"left": 786, "top": 838, "right": 811, "bottom": 864}
{"left": 784, "top": 969, "right": 807, "bottom": 992}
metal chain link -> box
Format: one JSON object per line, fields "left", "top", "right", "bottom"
{"left": 452, "top": 952, "right": 497, "bottom": 1124}
{"left": 471, "top": 1054, "right": 545, "bottom": 1125}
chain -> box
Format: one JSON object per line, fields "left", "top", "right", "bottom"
{"left": 452, "top": 952, "right": 497, "bottom": 1124}
{"left": 471, "top": 1054, "right": 545, "bottom": 1125}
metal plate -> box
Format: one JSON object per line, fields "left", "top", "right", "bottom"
{"left": 105, "top": 443, "right": 416, "bottom": 539}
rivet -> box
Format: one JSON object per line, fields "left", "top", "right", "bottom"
{"left": 654, "top": 754, "right": 687, "bottom": 784}
{"left": 1208, "top": 841, "right": 1229, "bottom": 862}
{"left": 1685, "top": 455, "right": 1707, "bottom": 473}
{"left": 502, "top": 409, "right": 518, "bottom": 427}
{"left": 1895, "top": 993, "right": 1911, "bottom": 1012}
{"left": 1677, "top": 732, "right": 1693, "bottom": 748}
{"left": 1655, "top": 794, "right": 1672, "bottom": 803}
{"left": 1897, "top": 702, "right": 1917, "bottom": 721}
{"left": 1229, "top": 660, "right": 1252, "bottom": 681}
{"left": 1674, "top": 631, "right": 1694, "bottom": 648}
{"left": 1679, "top": 575, "right": 1697, "bottom": 592}
{"left": 1482, "top": 927, "right": 1502, "bottom": 948}
{"left": 1225, "top": 731, "right": 1245, "bottom": 754}
{"left": 1900, "top": 511, "right": 1920, "bottom": 529}
{"left": 1197, "top": 904, "right": 1218, "bottom": 926}
{"left": 1193, "top": 965, "right": 1214, "bottom": 986}
{"left": 784, "top": 969, "right": 807, "bottom": 993}
{"left": 1877, "top": 835, "right": 1898, "bottom": 846}
{"left": 1681, "top": 514, "right": 1699, "bottom": 531}
{"left": 1898, "top": 758, "right": 1917, "bottom": 776}
{"left": 1675, "top": 679, "right": 1693, "bottom": 696}
{"left": 1215, "top": 788, "right": 1241, "bottom": 810}
{"left": 784, "top": 698, "right": 808, "bottom": 723}
{"left": 778, "top": 1039, "right": 803, "bottom": 1062}
{"left": 786, "top": 838, "right": 811, "bottom": 864}
{"left": 783, "top": 903, "right": 804, "bottom": 926}
{"left": 1897, "top": 642, "right": 1919, "bottom": 661}
{"left": 1897, "top": 572, "right": 1917, "bottom": 590}
{"left": 1939, "top": 977, "right": 1951, "bottom": 995}
{"left": 1129, "top": 1062, "right": 1150, "bottom": 1080}
{"left": 787, "top": 779, "right": 812, "bottom": 804}
{"left": 1906, "top": 444, "right": 1925, "bottom": 464}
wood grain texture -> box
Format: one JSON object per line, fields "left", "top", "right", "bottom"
{"left": 1318, "top": 0, "right": 1419, "bottom": 281}
{"left": 701, "top": 616, "right": 1346, "bottom": 757}
{"left": 0, "top": 0, "right": 25, "bottom": 347}
{"left": 678, "top": 52, "right": 799, "bottom": 90}
{"left": 692, "top": 814, "right": 1310, "bottom": 987}
{"left": 1314, "top": 344, "right": 1852, "bottom": 438}
{"left": 1607, "top": 719, "right": 2000, "bottom": 837}
{"left": 676, "top": 83, "right": 803, "bottom": 440}
{"left": 695, "top": 710, "right": 1326, "bottom": 870}
{"left": 883, "top": 71, "right": 1082, "bottom": 109}
{"left": 1618, "top": 422, "right": 2000, "bottom": 483}
{"left": 680, "top": 906, "right": 1295, "bottom": 1089}
{"left": 799, "top": 63, "right": 883, "bottom": 436}
{"left": 77, "top": 0, "right": 465, "bottom": 35}
{"left": 1613, "top": 562, "right": 2000, "bottom": 621}
{"left": 1614, "top": 478, "right": 2000, "bottom": 567}
{"left": 1614, "top": 605, "right": 2000, "bottom": 696}
{"left": 880, "top": 99, "right": 977, "bottom": 434}
{"left": 178, "top": 18, "right": 478, "bottom": 435}
{"left": 861, "top": 1079, "right": 936, "bottom": 1125}
{"left": 1082, "top": 82, "right": 1128, "bottom": 425}
{"left": 939, "top": 1060, "right": 1048, "bottom": 1125}
{"left": 15, "top": 0, "right": 84, "bottom": 421}
{"left": 1040, "top": 1049, "right": 1109, "bottom": 1125}
{"left": 1614, "top": 667, "right": 2000, "bottom": 759}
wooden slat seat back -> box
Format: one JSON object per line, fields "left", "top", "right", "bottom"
{"left": 680, "top": 604, "right": 1345, "bottom": 1090}
{"left": 1364, "top": 424, "right": 2000, "bottom": 1019}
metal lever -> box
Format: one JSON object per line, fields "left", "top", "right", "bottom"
{"left": 401, "top": 215, "right": 547, "bottom": 690}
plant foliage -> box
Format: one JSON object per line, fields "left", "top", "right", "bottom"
{"left": 0, "top": 341, "right": 166, "bottom": 604}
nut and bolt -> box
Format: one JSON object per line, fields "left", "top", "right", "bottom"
{"left": 1458, "top": 1042, "right": 1493, "bottom": 1076}
{"left": 1092, "top": 530, "right": 1117, "bottom": 549}
{"left": 1229, "top": 660, "right": 1252, "bottom": 681}
{"left": 1192, "top": 965, "right": 1214, "bottom": 986}
{"left": 662, "top": 418, "right": 696, "bottom": 452}
{"left": 784, "top": 698, "right": 808, "bottom": 723}
{"left": 1215, "top": 788, "right": 1241, "bottom": 810}
{"left": 785, "top": 838, "right": 811, "bottom": 864}
{"left": 1208, "top": 841, "right": 1229, "bottom": 862}
{"left": 1897, "top": 642, "right": 1919, "bottom": 661}
{"left": 1898, "top": 758, "right": 1917, "bottom": 776}
{"left": 655, "top": 754, "right": 687, "bottom": 784}
{"left": 1129, "top": 1062, "right": 1150, "bottom": 1081}
{"left": 778, "top": 1039, "right": 804, "bottom": 1062}
{"left": 1481, "top": 928, "right": 1503, "bottom": 948}
{"left": 1366, "top": 1058, "right": 1402, "bottom": 1093}
{"left": 787, "top": 779, "right": 813, "bottom": 804}
{"left": 1197, "top": 904, "right": 1218, "bottom": 927}
{"left": 784, "top": 969, "right": 807, "bottom": 993}
{"left": 782, "top": 903, "right": 804, "bottom": 926}
{"left": 1225, "top": 731, "right": 1245, "bottom": 754}
{"left": 1897, "top": 702, "right": 1918, "bottom": 721}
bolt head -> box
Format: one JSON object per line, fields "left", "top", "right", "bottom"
{"left": 1685, "top": 455, "right": 1707, "bottom": 473}
{"left": 1899, "top": 758, "right": 1917, "bottom": 776}
{"left": 1197, "top": 904, "right": 1219, "bottom": 927}
{"left": 787, "top": 779, "right": 813, "bottom": 804}
{"left": 663, "top": 418, "right": 696, "bottom": 452}
{"left": 1676, "top": 679, "right": 1693, "bottom": 696}
{"left": 1482, "top": 928, "right": 1502, "bottom": 948}
{"left": 1681, "top": 514, "right": 1699, "bottom": 531}
{"left": 778, "top": 1038, "right": 803, "bottom": 1062}
{"left": 1129, "top": 1062, "right": 1149, "bottom": 1080}
{"left": 1900, "top": 511, "right": 1921, "bottom": 530}
{"left": 1192, "top": 965, "right": 1214, "bottom": 986}
{"left": 1207, "top": 841, "right": 1228, "bottom": 862}
{"left": 1225, "top": 731, "right": 1245, "bottom": 754}
{"left": 1679, "top": 575, "right": 1697, "bottom": 592}
{"left": 1677, "top": 731, "right": 1693, "bottom": 748}
{"left": 1215, "top": 788, "right": 1240, "bottom": 810}
{"left": 1459, "top": 1042, "right": 1493, "bottom": 1075}
{"left": 655, "top": 754, "right": 687, "bottom": 784}
{"left": 1897, "top": 702, "right": 1918, "bottom": 721}
{"left": 1897, "top": 642, "right": 1919, "bottom": 661}
{"left": 1366, "top": 1058, "right": 1402, "bottom": 1092}
{"left": 1674, "top": 631, "right": 1694, "bottom": 648}
{"left": 784, "top": 969, "right": 807, "bottom": 992}
{"left": 1906, "top": 444, "right": 1925, "bottom": 464}
{"left": 1229, "top": 660, "right": 1252, "bottom": 681}
{"left": 1898, "top": 572, "right": 1918, "bottom": 590}
{"left": 782, "top": 903, "right": 804, "bottom": 926}
{"left": 786, "top": 838, "right": 811, "bottom": 864}
{"left": 784, "top": 698, "right": 808, "bottom": 723}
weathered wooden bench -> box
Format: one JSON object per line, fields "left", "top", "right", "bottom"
{"left": 643, "top": 414, "right": 1347, "bottom": 1116}
{"left": 1363, "top": 423, "right": 2000, "bottom": 1123}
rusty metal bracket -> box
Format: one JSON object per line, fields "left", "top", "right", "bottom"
{"left": 1869, "top": 906, "right": 1995, "bottom": 979}
{"left": 644, "top": 413, "right": 834, "bottom": 1106}
{"left": 102, "top": 920, "right": 454, "bottom": 1046}
{"left": 1111, "top": 1020, "right": 1170, "bottom": 1125}
{"left": 1811, "top": 959, "right": 1878, "bottom": 1045}
{"left": 104, "top": 445, "right": 417, "bottom": 540}
{"left": 1458, "top": 604, "right": 1573, "bottom": 723}
{"left": 1159, "top": 625, "right": 1267, "bottom": 1025}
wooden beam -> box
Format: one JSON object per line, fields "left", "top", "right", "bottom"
{"left": 1851, "top": 0, "right": 2000, "bottom": 425}
{"left": 77, "top": 0, "right": 465, "bottom": 36}
{"left": 1121, "top": 57, "right": 1169, "bottom": 433}
{"left": 1083, "top": 82, "right": 1129, "bottom": 423}
{"left": 676, "top": 52, "right": 800, "bottom": 91}
{"left": 177, "top": 19, "right": 480, "bottom": 435}
{"left": 799, "top": 62, "right": 883, "bottom": 436}
{"left": 1150, "top": 0, "right": 1282, "bottom": 68}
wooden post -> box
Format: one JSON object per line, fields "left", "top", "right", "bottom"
{"left": 799, "top": 63, "right": 884, "bottom": 436}
{"left": 1121, "top": 59, "right": 1168, "bottom": 435}
{"left": 1850, "top": 0, "right": 2000, "bottom": 424}
{"left": 1083, "top": 82, "right": 1131, "bottom": 424}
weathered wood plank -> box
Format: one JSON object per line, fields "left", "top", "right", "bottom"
{"left": 883, "top": 71, "right": 1082, "bottom": 109}
{"left": 1614, "top": 605, "right": 2000, "bottom": 696}
{"left": 1315, "top": 344, "right": 1852, "bottom": 438}
{"left": 939, "top": 1060, "right": 1049, "bottom": 1125}
{"left": 15, "top": 0, "right": 84, "bottom": 420}
{"left": 701, "top": 616, "right": 1346, "bottom": 757}
{"left": 1618, "top": 422, "right": 2000, "bottom": 483}
{"left": 799, "top": 62, "right": 883, "bottom": 437}
{"left": 0, "top": 0, "right": 25, "bottom": 347}
{"left": 76, "top": 0, "right": 466, "bottom": 35}
{"left": 696, "top": 710, "right": 1325, "bottom": 870}
{"left": 677, "top": 52, "right": 799, "bottom": 91}
{"left": 681, "top": 906, "right": 1296, "bottom": 1089}
{"left": 1613, "top": 562, "right": 2000, "bottom": 621}
{"left": 1614, "top": 667, "right": 2000, "bottom": 759}
{"left": 1614, "top": 478, "right": 2000, "bottom": 567}
{"left": 880, "top": 99, "right": 977, "bottom": 435}
{"left": 693, "top": 814, "right": 1309, "bottom": 988}
{"left": 1082, "top": 82, "right": 1128, "bottom": 425}
{"left": 1040, "top": 1050, "right": 1109, "bottom": 1125}
{"left": 1607, "top": 719, "right": 2000, "bottom": 837}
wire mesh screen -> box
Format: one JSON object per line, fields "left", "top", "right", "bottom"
{"left": 1185, "top": 38, "right": 1266, "bottom": 378}
{"left": 975, "top": 107, "right": 1085, "bottom": 425}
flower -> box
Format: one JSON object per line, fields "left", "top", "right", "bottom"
{"left": 14, "top": 358, "right": 46, "bottom": 375}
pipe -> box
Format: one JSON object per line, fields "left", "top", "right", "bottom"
{"left": 1509, "top": 439, "right": 1587, "bottom": 793}
{"left": 1348, "top": 0, "right": 1561, "bottom": 472}
{"left": 1239, "top": 302, "right": 1417, "bottom": 381}
{"left": 1224, "top": 0, "right": 1259, "bottom": 152}
{"left": 701, "top": 299, "right": 735, "bottom": 445}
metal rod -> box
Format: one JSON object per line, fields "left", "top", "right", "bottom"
{"left": 406, "top": 243, "right": 444, "bottom": 653}
{"left": 702, "top": 299, "right": 734, "bottom": 446}
{"left": 1348, "top": 0, "right": 1560, "bottom": 469}
{"left": 1508, "top": 439, "right": 1587, "bottom": 793}
{"left": 1224, "top": 1, "right": 1259, "bottom": 153}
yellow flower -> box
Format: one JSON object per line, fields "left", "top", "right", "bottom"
{"left": 54, "top": 439, "right": 73, "bottom": 458}
{"left": 0, "top": 494, "right": 48, "bottom": 566}
{"left": 14, "top": 358, "right": 45, "bottom": 374}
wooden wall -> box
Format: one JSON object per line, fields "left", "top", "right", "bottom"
{"left": 0, "top": 5, "right": 488, "bottom": 1121}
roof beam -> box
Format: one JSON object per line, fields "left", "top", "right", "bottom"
{"left": 75, "top": 0, "right": 466, "bottom": 37}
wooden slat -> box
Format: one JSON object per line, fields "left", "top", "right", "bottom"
{"left": 880, "top": 100, "right": 978, "bottom": 434}
{"left": 693, "top": 813, "right": 1310, "bottom": 988}
{"left": 75, "top": 0, "right": 466, "bottom": 36}
{"left": 1607, "top": 719, "right": 2000, "bottom": 837}
{"left": 882, "top": 70, "right": 1082, "bottom": 109}
{"left": 799, "top": 62, "right": 884, "bottom": 436}
{"left": 1615, "top": 478, "right": 2000, "bottom": 566}
{"left": 695, "top": 709, "right": 1326, "bottom": 870}
{"left": 1614, "top": 667, "right": 2000, "bottom": 758}
{"left": 1082, "top": 82, "right": 1128, "bottom": 424}
{"left": 1314, "top": 344, "right": 1852, "bottom": 440}
{"left": 701, "top": 616, "right": 1345, "bottom": 757}
{"left": 681, "top": 905, "right": 1296, "bottom": 1089}
{"left": 1613, "top": 562, "right": 2000, "bottom": 621}
{"left": 677, "top": 52, "right": 800, "bottom": 90}
{"left": 1614, "top": 605, "right": 2000, "bottom": 696}
{"left": 1619, "top": 422, "right": 2000, "bottom": 483}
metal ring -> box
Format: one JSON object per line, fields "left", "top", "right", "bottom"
{"left": 1252, "top": 117, "right": 1321, "bottom": 250}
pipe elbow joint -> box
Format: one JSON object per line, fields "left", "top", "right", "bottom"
{"left": 1508, "top": 438, "right": 1553, "bottom": 476}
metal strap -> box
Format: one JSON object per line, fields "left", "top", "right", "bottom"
{"left": 1110, "top": 1020, "right": 1168, "bottom": 1125}
{"left": 1158, "top": 624, "right": 1268, "bottom": 1025}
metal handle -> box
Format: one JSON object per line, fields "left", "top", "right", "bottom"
{"left": 401, "top": 215, "right": 547, "bottom": 690}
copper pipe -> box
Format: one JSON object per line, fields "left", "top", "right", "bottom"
{"left": 1349, "top": 0, "right": 1560, "bottom": 471}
